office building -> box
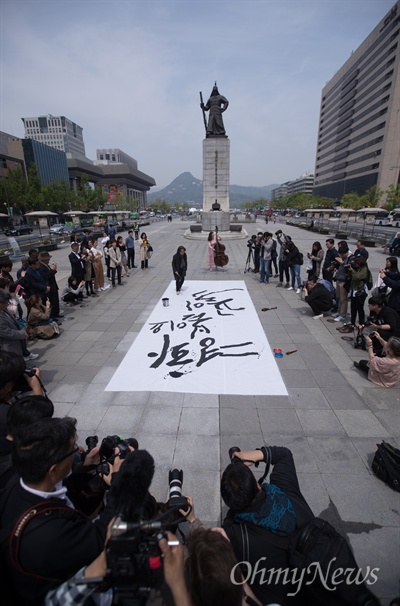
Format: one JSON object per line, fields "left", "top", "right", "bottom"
{"left": 271, "top": 173, "right": 314, "bottom": 199}
{"left": 22, "top": 139, "right": 69, "bottom": 185}
{"left": 22, "top": 115, "right": 86, "bottom": 158}
{"left": 313, "top": 1, "right": 400, "bottom": 202}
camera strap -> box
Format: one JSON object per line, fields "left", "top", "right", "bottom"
{"left": 4, "top": 500, "right": 88, "bottom": 582}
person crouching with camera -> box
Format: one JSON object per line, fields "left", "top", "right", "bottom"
{"left": 303, "top": 275, "right": 334, "bottom": 320}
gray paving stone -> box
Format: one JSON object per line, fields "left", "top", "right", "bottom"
{"left": 220, "top": 394, "right": 256, "bottom": 408}
{"left": 321, "top": 474, "right": 399, "bottom": 525}
{"left": 136, "top": 434, "right": 177, "bottom": 470}
{"left": 174, "top": 470, "right": 221, "bottom": 524}
{"left": 220, "top": 407, "right": 261, "bottom": 435}
{"left": 47, "top": 382, "right": 89, "bottom": 403}
{"left": 148, "top": 392, "right": 185, "bottom": 407}
{"left": 322, "top": 386, "right": 369, "bottom": 410}
{"left": 335, "top": 410, "right": 389, "bottom": 438}
{"left": 139, "top": 405, "right": 182, "bottom": 434}
{"left": 220, "top": 433, "right": 264, "bottom": 469}
{"left": 278, "top": 436, "right": 319, "bottom": 472}
{"left": 179, "top": 408, "right": 219, "bottom": 435}
{"left": 111, "top": 391, "right": 151, "bottom": 406}
{"left": 68, "top": 400, "right": 110, "bottom": 430}
{"left": 288, "top": 387, "right": 330, "bottom": 409}
{"left": 52, "top": 402, "right": 74, "bottom": 417}
{"left": 259, "top": 408, "right": 304, "bottom": 435}
{"left": 311, "top": 368, "right": 345, "bottom": 387}
{"left": 62, "top": 366, "right": 103, "bottom": 384}
{"left": 255, "top": 395, "right": 293, "bottom": 408}
{"left": 349, "top": 527, "right": 400, "bottom": 600}
{"left": 174, "top": 435, "right": 219, "bottom": 471}
{"left": 296, "top": 472, "right": 330, "bottom": 516}
{"left": 280, "top": 369, "right": 318, "bottom": 388}
{"left": 297, "top": 409, "right": 346, "bottom": 436}
{"left": 374, "top": 410, "right": 400, "bottom": 437}
{"left": 307, "top": 437, "right": 368, "bottom": 474}
{"left": 183, "top": 393, "right": 219, "bottom": 407}
{"left": 100, "top": 405, "right": 146, "bottom": 436}
{"left": 272, "top": 353, "right": 307, "bottom": 370}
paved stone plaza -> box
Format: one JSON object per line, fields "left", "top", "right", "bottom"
{"left": 29, "top": 218, "right": 399, "bottom": 603}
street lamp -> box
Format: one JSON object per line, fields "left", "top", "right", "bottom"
{"left": 1, "top": 175, "right": 12, "bottom": 217}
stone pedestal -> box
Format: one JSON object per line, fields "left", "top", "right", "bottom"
{"left": 202, "top": 137, "right": 230, "bottom": 212}
{"left": 201, "top": 211, "right": 230, "bottom": 233}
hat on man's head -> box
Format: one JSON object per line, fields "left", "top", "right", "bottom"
{"left": 0, "top": 289, "right": 11, "bottom": 303}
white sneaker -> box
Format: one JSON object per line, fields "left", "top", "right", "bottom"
{"left": 334, "top": 315, "right": 344, "bottom": 322}
{"left": 24, "top": 353, "right": 39, "bottom": 361}
{"left": 296, "top": 288, "right": 301, "bottom": 294}
{"left": 331, "top": 312, "right": 340, "bottom": 318}
{"left": 312, "top": 314, "right": 323, "bottom": 320}
{"left": 287, "top": 286, "right": 294, "bottom": 291}
{"left": 103, "top": 284, "right": 110, "bottom": 290}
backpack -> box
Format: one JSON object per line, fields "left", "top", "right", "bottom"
{"left": 366, "top": 268, "right": 373, "bottom": 290}
{"left": 372, "top": 441, "right": 400, "bottom": 492}
{"left": 298, "top": 252, "right": 304, "bottom": 265}
{"left": 289, "top": 517, "right": 381, "bottom": 605}
{"left": 271, "top": 239, "right": 278, "bottom": 260}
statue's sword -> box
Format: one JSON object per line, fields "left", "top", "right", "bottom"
{"left": 199, "top": 91, "right": 207, "bottom": 133}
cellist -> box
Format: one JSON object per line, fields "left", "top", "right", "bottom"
{"left": 207, "top": 230, "right": 221, "bottom": 271}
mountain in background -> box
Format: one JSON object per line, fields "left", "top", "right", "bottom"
{"left": 148, "top": 172, "right": 279, "bottom": 205}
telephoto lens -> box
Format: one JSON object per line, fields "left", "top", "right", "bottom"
{"left": 167, "top": 469, "right": 189, "bottom": 511}
{"left": 229, "top": 446, "right": 241, "bottom": 460}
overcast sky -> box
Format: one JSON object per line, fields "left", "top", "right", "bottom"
{"left": 0, "top": 0, "right": 395, "bottom": 189}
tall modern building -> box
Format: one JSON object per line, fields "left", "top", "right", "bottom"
{"left": 21, "top": 115, "right": 86, "bottom": 158}
{"left": 313, "top": 2, "right": 400, "bottom": 202}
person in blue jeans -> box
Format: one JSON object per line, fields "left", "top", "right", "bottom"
{"left": 285, "top": 240, "right": 302, "bottom": 293}
{"left": 259, "top": 232, "right": 273, "bottom": 284}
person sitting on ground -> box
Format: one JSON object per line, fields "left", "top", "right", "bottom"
{"left": 380, "top": 261, "right": 400, "bottom": 314}
{"left": 60, "top": 276, "right": 85, "bottom": 305}
{"left": 303, "top": 274, "right": 334, "bottom": 319}
{"left": 362, "top": 295, "right": 400, "bottom": 354}
{"left": 0, "top": 289, "right": 38, "bottom": 362}
{"left": 25, "top": 294, "right": 60, "bottom": 340}
{"left": 354, "top": 334, "right": 400, "bottom": 388}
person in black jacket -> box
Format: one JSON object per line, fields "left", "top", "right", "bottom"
{"left": 380, "top": 264, "right": 400, "bottom": 314}
{"left": 322, "top": 239, "right": 339, "bottom": 283}
{"left": 221, "top": 445, "right": 314, "bottom": 605}
{"left": 38, "top": 252, "right": 62, "bottom": 318}
{"left": 0, "top": 416, "right": 121, "bottom": 606}
{"left": 303, "top": 275, "right": 334, "bottom": 319}
{"left": 68, "top": 243, "right": 85, "bottom": 283}
{"left": 24, "top": 257, "right": 49, "bottom": 302}
{"left": 172, "top": 246, "right": 188, "bottom": 294}
{"left": 284, "top": 240, "right": 303, "bottom": 293}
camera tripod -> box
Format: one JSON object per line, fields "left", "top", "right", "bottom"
{"left": 244, "top": 247, "right": 255, "bottom": 274}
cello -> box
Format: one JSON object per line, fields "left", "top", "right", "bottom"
{"left": 214, "top": 225, "right": 229, "bottom": 268}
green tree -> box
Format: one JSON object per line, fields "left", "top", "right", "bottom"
{"left": 360, "top": 185, "right": 382, "bottom": 208}
{"left": 383, "top": 184, "right": 400, "bottom": 211}
{"left": 1, "top": 166, "right": 29, "bottom": 215}
{"left": 341, "top": 192, "right": 362, "bottom": 210}
{"left": 40, "top": 179, "right": 70, "bottom": 214}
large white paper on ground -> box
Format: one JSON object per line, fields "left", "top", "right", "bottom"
{"left": 106, "top": 280, "right": 288, "bottom": 395}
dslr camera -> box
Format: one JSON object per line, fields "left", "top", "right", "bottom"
{"left": 275, "top": 229, "right": 283, "bottom": 236}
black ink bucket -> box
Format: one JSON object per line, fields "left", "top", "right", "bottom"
{"left": 162, "top": 298, "right": 169, "bottom": 307}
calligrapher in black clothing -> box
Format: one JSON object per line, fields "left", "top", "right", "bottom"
{"left": 172, "top": 246, "right": 187, "bottom": 294}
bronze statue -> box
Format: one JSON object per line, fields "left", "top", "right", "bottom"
{"left": 200, "top": 83, "right": 229, "bottom": 137}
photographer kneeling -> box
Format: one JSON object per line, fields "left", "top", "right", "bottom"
{"left": 303, "top": 275, "right": 334, "bottom": 319}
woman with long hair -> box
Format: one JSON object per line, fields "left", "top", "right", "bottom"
{"left": 25, "top": 295, "right": 59, "bottom": 339}
{"left": 354, "top": 335, "right": 400, "bottom": 387}
{"left": 117, "top": 236, "right": 130, "bottom": 277}
{"left": 306, "top": 241, "right": 324, "bottom": 277}
{"left": 89, "top": 239, "right": 106, "bottom": 291}
{"left": 207, "top": 230, "right": 220, "bottom": 271}
{"left": 139, "top": 232, "right": 152, "bottom": 270}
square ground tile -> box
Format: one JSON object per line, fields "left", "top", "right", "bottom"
{"left": 288, "top": 387, "right": 330, "bottom": 409}
{"left": 311, "top": 369, "right": 345, "bottom": 387}
{"left": 183, "top": 393, "right": 219, "bottom": 408}
{"left": 255, "top": 395, "right": 293, "bottom": 408}
{"left": 220, "top": 394, "right": 256, "bottom": 408}
{"left": 373, "top": 410, "right": 400, "bottom": 437}
{"left": 321, "top": 386, "right": 368, "bottom": 410}
{"left": 100, "top": 405, "right": 146, "bottom": 436}
{"left": 136, "top": 434, "right": 177, "bottom": 470}
{"left": 174, "top": 434, "right": 219, "bottom": 470}
{"left": 148, "top": 392, "right": 185, "bottom": 407}
{"left": 280, "top": 370, "right": 318, "bottom": 388}
{"left": 139, "top": 405, "right": 182, "bottom": 434}
{"left": 179, "top": 408, "right": 219, "bottom": 435}
{"left": 335, "top": 410, "right": 389, "bottom": 438}
{"left": 296, "top": 410, "right": 346, "bottom": 436}
{"left": 220, "top": 407, "right": 261, "bottom": 435}
{"left": 307, "top": 437, "right": 368, "bottom": 474}
{"left": 47, "top": 382, "right": 89, "bottom": 403}
{"left": 259, "top": 408, "right": 303, "bottom": 435}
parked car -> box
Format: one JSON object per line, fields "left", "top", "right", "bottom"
{"left": 62, "top": 225, "right": 83, "bottom": 236}
{"left": 5, "top": 225, "right": 33, "bottom": 236}
{"left": 49, "top": 223, "right": 66, "bottom": 235}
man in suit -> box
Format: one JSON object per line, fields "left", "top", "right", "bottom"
{"left": 68, "top": 243, "right": 85, "bottom": 283}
